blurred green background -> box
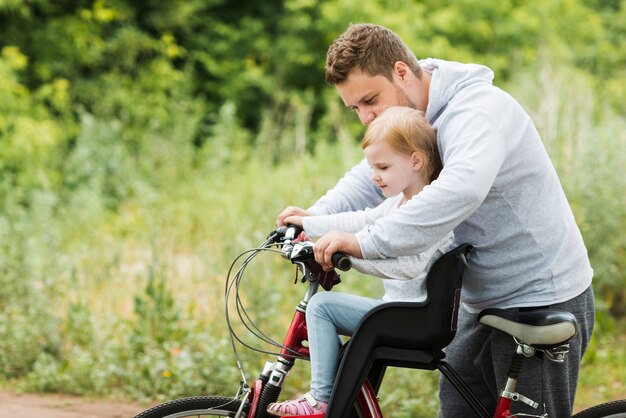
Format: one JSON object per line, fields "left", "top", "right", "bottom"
{"left": 1, "top": 0, "right": 624, "bottom": 415}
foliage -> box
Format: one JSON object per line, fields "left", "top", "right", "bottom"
{"left": 0, "top": 0, "right": 624, "bottom": 409}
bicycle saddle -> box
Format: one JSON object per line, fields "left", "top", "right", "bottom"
{"left": 478, "top": 308, "right": 578, "bottom": 347}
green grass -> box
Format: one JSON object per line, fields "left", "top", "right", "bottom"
{"left": 575, "top": 322, "right": 626, "bottom": 412}
{"left": 0, "top": 62, "right": 624, "bottom": 414}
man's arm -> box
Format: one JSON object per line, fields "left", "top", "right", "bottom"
{"left": 303, "top": 196, "right": 400, "bottom": 237}
{"left": 357, "top": 109, "right": 505, "bottom": 258}
{"left": 314, "top": 109, "right": 506, "bottom": 270}
{"left": 276, "top": 159, "right": 384, "bottom": 227}
{"left": 307, "top": 159, "right": 385, "bottom": 215}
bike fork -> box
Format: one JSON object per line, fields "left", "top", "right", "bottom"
{"left": 252, "top": 359, "right": 293, "bottom": 418}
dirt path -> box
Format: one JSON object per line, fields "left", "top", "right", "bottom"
{"left": 0, "top": 390, "right": 156, "bottom": 418}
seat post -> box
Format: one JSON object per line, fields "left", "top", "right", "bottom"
{"left": 496, "top": 343, "right": 541, "bottom": 412}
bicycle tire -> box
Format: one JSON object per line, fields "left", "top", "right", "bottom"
{"left": 133, "top": 395, "right": 249, "bottom": 418}
{"left": 573, "top": 400, "right": 626, "bottom": 418}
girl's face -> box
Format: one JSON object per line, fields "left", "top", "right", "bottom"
{"left": 364, "top": 141, "right": 423, "bottom": 199}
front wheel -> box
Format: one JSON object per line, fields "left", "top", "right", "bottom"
{"left": 133, "top": 395, "right": 249, "bottom": 418}
{"left": 573, "top": 399, "right": 626, "bottom": 418}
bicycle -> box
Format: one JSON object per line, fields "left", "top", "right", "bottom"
{"left": 134, "top": 225, "right": 626, "bottom": 418}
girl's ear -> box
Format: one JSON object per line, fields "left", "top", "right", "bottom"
{"left": 411, "top": 151, "right": 425, "bottom": 171}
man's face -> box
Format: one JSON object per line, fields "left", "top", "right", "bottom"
{"left": 336, "top": 70, "right": 419, "bottom": 126}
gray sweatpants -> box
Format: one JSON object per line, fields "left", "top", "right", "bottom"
{"left": 439, "top": 285, "right": 595, "bottom": 417}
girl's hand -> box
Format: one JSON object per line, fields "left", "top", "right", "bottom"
{"left": 314, "top": 231, "right": 362, "bottom": 271}
{"left": 284, "top": 215, "right": 305, "bottom": 228}
{"left": 276, "top": 206, "right": 313, "bottom": 227}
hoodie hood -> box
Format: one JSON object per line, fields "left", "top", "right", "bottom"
{"left": 420, "top": 59, "right": 495, "bottom": 123}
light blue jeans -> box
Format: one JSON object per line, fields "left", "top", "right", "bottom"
{"left": 306, "top": 291, "right": 385, "bottom": 402}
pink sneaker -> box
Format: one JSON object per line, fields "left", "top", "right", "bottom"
{"left": 267, "top": 392, "right": 328, "bottom": 416}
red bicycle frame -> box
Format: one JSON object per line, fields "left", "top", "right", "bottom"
{"left": 247, "top": 281, "right": 382, "bottom": 418}
{"left": 246, "top": 286, "right": 527, "bottom": 418}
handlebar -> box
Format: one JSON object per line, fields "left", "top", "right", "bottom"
{"left": 267, "top": 225, "right": 301, "bottom": 243}
{"left": 331, "top": 252, "right": 352, "bottom": 272}
{"left": 270, "top": 225, "right": 352, "bottom": 272}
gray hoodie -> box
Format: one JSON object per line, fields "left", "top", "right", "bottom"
{"left": 304, "top": 193, "right": 455, "bottom": 303}
{"left": 308, "top": 59, "right": 592, "bottom": 311}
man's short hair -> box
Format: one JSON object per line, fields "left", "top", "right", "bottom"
{"left": 325, "top": 23, "right": 422, "bottom": 85}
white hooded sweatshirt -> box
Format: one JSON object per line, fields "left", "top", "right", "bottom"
{"left": 308, "top": 59, "right": 592, "bottom": 312}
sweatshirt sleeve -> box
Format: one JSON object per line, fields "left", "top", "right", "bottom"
{"left": 350, "top": 233, "right": 454, "bottom": 280}
{"left": 356, "top": 109, "right": 505, "bottom": 258}
{"left": 303, "top": 196, "right": 401, "bottom": 238}
{"left": 307, "top": 159, "right": 385, "bottom": 215}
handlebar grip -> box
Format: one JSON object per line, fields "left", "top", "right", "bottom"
{"left": 285, "top": 224, "right": 303, "bottom": 241}
{"left": 332, "top": 252, "right": 352, "bottom": 271}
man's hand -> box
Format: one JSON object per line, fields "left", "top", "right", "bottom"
{"left": 314, "top": 231, "right": 362, "bottom": 271}
{"left": 276, "top": 206, "right": 313, "bottom": 227}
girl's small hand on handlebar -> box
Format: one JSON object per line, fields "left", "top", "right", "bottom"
{"left": 276, "top": 206, "right": 313, "bottom": 227}
{"left": 284, "top": 215, "right": 305, "bottom": 228}
{"left": 314, "top": 231, "right": 362, "bottom": 271}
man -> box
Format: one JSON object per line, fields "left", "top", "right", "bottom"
{"left": 277, "top": 23, "right": 594, "bottom": 416}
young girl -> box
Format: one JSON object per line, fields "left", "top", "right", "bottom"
{"left": 267, "top": 106, "right": 454, "bottom": 416}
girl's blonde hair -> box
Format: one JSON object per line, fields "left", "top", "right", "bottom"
{"left": 362, "top": 107, "right": 442, "bottom": 183}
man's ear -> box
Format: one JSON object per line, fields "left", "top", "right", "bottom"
{"left": 393, "top": 61, "right": 411, "bottom": 83}
{"left": 411, "top": 151, "right": 425, "bottom": 171}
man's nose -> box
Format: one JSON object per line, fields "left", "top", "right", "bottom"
{"left": 359, "top": 109, "right": 376, "bottom": 126}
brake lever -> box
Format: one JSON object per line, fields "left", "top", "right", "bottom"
{"left": 284, "top": 242, "right": 317, "bottom": 284}
{"left": 289, "top": 241, "right": 315, "bottom": 260}
{"left": 293, "top": 261, "right": 315, "bottom": 283}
